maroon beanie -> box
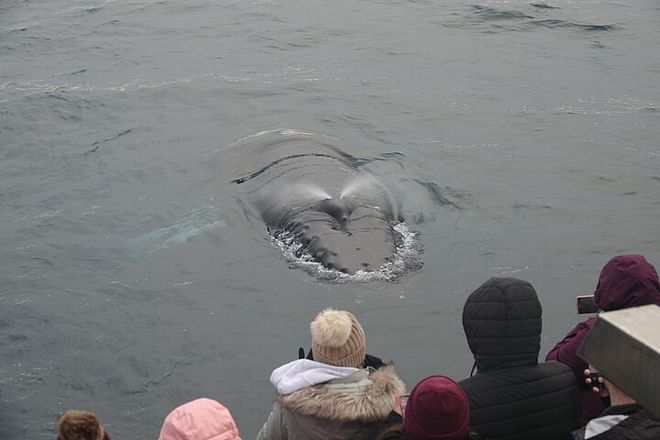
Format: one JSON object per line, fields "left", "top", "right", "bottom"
{"left": 404, "top": 375, "right": 470, "bottom": 440}
{"left": 594, "top": 255, "right": 660, "bottom": 312}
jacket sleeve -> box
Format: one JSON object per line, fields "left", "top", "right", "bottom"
{"left": 545, "top": 317, "right": 597, "bottom": 382}
{"left": 256, "top": 401, "right": 285, "bottom": 440}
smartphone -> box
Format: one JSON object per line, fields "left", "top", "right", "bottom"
{"left": 586, "top": 366, "right": 604, "bottom": 391}
{"left": 588, "top": 371, "right": 602, "bottom": 388}
{"left": 576, "top": 295, "right": 598, "bottom": 314}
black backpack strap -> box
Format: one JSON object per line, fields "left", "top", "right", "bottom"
{"left": 363, "top": 353, "right": 385, "bottom": 369}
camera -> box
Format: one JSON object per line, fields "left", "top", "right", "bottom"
{"left": 576, "top": 295, "right": 599, "bottom": 314}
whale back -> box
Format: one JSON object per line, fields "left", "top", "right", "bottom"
{"left": 228, "top": 130, "right": 406, "bottom": 275}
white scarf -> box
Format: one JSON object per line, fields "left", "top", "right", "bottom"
{"left": 270, "top": 359, "right": 359, "bottom": 395}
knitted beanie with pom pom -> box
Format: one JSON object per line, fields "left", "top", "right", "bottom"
{"left": 310, "top": 309, "right": 366, "bottom": 368}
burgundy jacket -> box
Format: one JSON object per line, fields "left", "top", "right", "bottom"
{"left": 546, "top": 317, "right": 603, "bottom": 424}
{"left": 546, "top": 254, "right": 660, "bottom": 425}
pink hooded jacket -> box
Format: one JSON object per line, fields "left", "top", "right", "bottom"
{"left": 159, "top": 398, "right": 241, "bottom": 440}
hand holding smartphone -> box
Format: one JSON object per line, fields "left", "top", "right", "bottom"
{"left": 584, "top": 368, "right": 608, "bottom": 396}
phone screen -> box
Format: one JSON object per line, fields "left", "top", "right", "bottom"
{"left": 576, "top": 295, "right": 598, "bottom": 314}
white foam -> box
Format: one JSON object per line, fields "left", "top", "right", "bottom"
{"left": 230, "top": 128, "right": 314, "bottom": 146}
{"left": 271, "top": 222, "right": 421, "bottom": 282}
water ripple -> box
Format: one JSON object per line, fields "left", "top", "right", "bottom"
{"left": 471, "top": 5, "right": 534, "bottom": 20}
{"left": 450, "top": 4, "right": 618, "bottom": 33}
{"left": 527, "top": 19, "right": 617, "bottom": 31}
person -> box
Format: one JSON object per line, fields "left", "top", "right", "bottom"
{"left": 256, "top": 308, "right": 405, "bottom": 440}
{"left": 159, "top": 397, "right": 241, "bottom": 440}
{"left": 573, "top": 369, "right": 660, "bottom": 439}
{"left": 56, "top": 409, "right": 110, "bottom": 440}
{"left": 374, "top": 375, "right": 479, "bottom": 440}
{"left": 458, "top": 277, "right": 579, "bottom": 440}
{"left": 546, "top": 254, "right": 660, "bottom": 424}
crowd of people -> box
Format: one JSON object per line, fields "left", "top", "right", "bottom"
{"left": 55, "top": 254, "right": 660, "bottom": 440}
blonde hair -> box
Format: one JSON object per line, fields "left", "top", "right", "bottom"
{"left": 56, "top": 410, "right": 105, "bottom": 440}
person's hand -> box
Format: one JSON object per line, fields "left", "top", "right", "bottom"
{"left": 584, "top": 368, "right": 608, "bottom": 397}
{"left": 393, "top": 395, "right": 402, "bottom": 415}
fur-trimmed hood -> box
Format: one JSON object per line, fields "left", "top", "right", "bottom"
{"left": 278, "top": 364, "right": 405, "bottom": 423}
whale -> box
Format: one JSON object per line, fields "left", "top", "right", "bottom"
{"left": 228, "top": 130, "right": 410, "bottom": 275}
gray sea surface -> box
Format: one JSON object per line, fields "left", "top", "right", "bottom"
{"left": 1, "top": 0, "right": 659, "bottom": 438}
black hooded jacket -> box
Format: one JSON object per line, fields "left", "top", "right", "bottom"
{"left": 458, "top": 277, "right": 579, "bottom": 440}
{"left": 574, "top": 404, "right": 660, "bottom": 440}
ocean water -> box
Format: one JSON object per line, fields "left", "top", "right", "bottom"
{"left": 1, "top": 0, "right": 659, "bottom": 438}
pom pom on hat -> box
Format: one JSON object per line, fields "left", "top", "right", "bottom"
{"left": 310, "top": 309, "right": 353, "bottom": 347}
{"left": 310, "top": 309, "right": 366, "bottom": 368}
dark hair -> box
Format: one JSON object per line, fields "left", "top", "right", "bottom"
{"left": 56, "top": 410, "right": 105, "bottom": 440}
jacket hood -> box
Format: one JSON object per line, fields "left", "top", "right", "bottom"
{"left": 278, "top": 364, "right": 405, "bottom": 423}
{"left": 594, "top": 255, "right": 660, "bottom": 312}
{"left": 462, "top": 277, "right": 542, "bottom": 372}
{"left": 270, "top": 359, "right": 359, "bottom": 395}
{"left": 159, "top": 398, "right": 241, "bottom": 440}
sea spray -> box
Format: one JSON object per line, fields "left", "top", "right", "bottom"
{"left": 271, "top": 222, "right": 421, "bottom": 282}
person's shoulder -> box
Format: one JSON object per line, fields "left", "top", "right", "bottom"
{"left": 373, "top": 421, "right": 407, "bottom": 440}
{"left": 459, "top": 363, "right": 577, "bottom": 395}
{"left": 601, "top": 406, "right": 660, "bottom": 439}
{"left": 456, "top": 371, "right": 494, "bottom": 397}
{"left": 540, "top": 359, "right": 578, "bottom": 376}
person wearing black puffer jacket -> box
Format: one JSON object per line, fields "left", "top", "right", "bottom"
{"left": 458, "top": 277, "right": 580, "bottom": 440}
